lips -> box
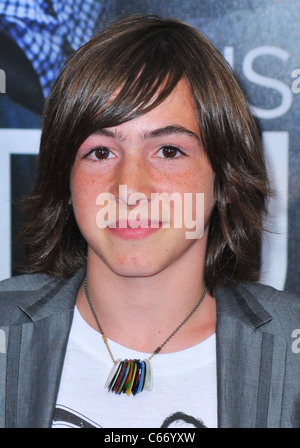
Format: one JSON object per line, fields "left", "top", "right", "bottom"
{"left": 107, "top": 219, "right": 162, "bottom": 239}
{"left": 109, "top": 218, "right": 161, "bottom": 229}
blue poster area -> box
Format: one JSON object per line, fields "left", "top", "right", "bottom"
{"left": 0, "top": 0, "right": 299, "bottom": 294}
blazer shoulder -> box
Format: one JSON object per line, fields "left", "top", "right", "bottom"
{"left": 0, "top": 272, "right": 55, "bottom": 293}
{"left": 0, "top": 267, "right": 85, "bottom": 325}
{"left": 0, "top": 273, "right": 60, "bottom": 324}
{"left": 240, "top": 281, "right": 300, "bottom": 310}
{"left": 238, "top": 281, "right": 300, "bottom": 337}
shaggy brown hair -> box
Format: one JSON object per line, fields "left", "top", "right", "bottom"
{"left": 21, "top": 15, "right": 271, "bottom": 294}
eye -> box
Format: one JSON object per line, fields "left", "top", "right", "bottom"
{"left": 84, "top": 146, "right": 115, "bottom": 161}
{"left": 156, "top": 145, "right": 186, "bottom": 159}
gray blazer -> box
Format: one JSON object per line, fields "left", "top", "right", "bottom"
{"left": 0, "top": 267, "right": 300, "bottom": 428}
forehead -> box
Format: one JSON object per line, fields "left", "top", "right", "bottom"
{"left": 100, "top": 78, "right": 200, "bottom": 140}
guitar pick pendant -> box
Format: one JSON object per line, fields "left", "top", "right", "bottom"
{"left": 105, "top": 359, "right": 153, "bottom": 396}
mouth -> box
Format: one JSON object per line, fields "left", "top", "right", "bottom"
{"left": 107, "top": 219, "right": 163, "bottom": 239}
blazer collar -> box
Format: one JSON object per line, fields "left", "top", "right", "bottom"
{"left": 17, "top": 267, "right": 86, "bottom": 321}
{"left": 215, "top": 281, "right": 273, "bottom": 329}
{"left": 18, "top": 270, "right": 271, "bottom": 326}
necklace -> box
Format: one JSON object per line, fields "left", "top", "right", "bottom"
{"left": 83, "top": 277, "right": 208, "bottom": 397}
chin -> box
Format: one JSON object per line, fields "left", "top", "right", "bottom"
{"left": 105, "top": 256, "right": 167, "bottom": 278}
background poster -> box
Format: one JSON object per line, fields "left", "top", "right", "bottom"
{"left": 0, "top": 0, "right": 299, "bottom": 294}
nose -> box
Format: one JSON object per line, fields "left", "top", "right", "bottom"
{"left": 111, "top": 154, "right": 153, "bottom": 203}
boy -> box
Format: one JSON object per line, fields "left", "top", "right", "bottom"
{"left": 1, "top": 15, "right": 300, "bottom": 428}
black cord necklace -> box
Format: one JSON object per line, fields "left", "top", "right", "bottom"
{"left": 83, "top": 277, "right": 208, "bottom": 396}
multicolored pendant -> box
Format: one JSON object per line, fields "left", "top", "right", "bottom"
{"left": 84, "top": 277, "right": 208, "bottom": 397}
{"left": 105, "top": 359, "right": 152, "bottom": 396}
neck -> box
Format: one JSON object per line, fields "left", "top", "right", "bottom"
{"left": 76, "top": 247, "right": 216, "bottom": 353}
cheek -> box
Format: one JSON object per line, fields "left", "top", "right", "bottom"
{"left": 163, "top": 165, "right": 214, "bottom": 195}
{"left": 70, "top": 168, "right": 107, "bottom": 226}
{"left": 178, "top": 165, "right": 215, "bottom": 220}
{"left": 153, "top": 168, "right": 195, "bottom": 195}
{"left": 71, "top": 162, "right": 111, "bottom": 197}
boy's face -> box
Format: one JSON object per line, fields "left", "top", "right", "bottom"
{"left": 70, "top": 78, "right": 216, "bottom": 277}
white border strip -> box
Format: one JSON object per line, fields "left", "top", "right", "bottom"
{"left": 260, "top": 131, "right": 289, "bottom": 290}
{"left": 0, "top": 129, "right": 40, "bottom": 280}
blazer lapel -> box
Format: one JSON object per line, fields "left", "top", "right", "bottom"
{"left": 216, "top": 283, "right": 287, "bottom": 428}
{"left": 3, "top": 268, "right": 85, "bottom": 428}
{"left": 4, "top": 313, "right": 73, "bottom": 428}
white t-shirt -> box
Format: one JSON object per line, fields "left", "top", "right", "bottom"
{"left": 52, "top": 307, "right": 218, "bottom": 428}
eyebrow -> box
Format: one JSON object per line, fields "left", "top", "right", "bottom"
{"left": 94, "top": 125, "right": 200, "bottom": 142}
